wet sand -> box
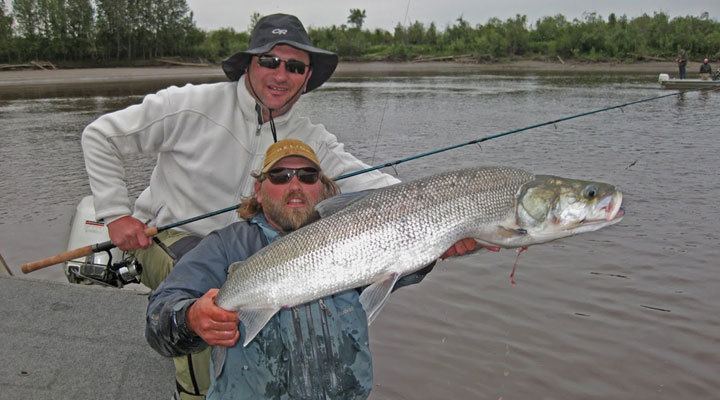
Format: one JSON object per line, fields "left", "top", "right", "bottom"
{"left": 0, "top": 60, "right": 680, "bottom": 88}
{"left": 0, "top": 275, "right": 173, "bottom": 399}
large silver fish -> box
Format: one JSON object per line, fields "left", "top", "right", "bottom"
{"left": 216, "top": 166, "right": 624, "bottom": 347}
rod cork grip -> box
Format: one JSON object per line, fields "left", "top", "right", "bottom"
{"left": 20, "top": 245, "right": 94, "bottom": 274}
{"left": 145, "top": 226, "right": 159, "bottom": 237}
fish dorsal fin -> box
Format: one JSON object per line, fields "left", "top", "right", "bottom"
{"left": 228, "top": 260, "right": 244, "bottom": 275}
{"left": 315, "top": 189, "right": 376, "bottom": 218}
{"left": 238, "top": 306, "right": 278, "bottom": 347}
{"left": 360, "top": 272, "right": 400, "bottom": 325}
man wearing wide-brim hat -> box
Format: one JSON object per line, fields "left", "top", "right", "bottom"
{"left": 82, "top": 12, "right": 401, "bottom": 400}
{"left": 222, "top": 13, "right": 340, "bottom": 128}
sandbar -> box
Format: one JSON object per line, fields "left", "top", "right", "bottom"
{"left": 0, "top": 60, "right": 683, "bottom": 89}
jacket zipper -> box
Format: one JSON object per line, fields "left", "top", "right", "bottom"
{"left": 255, "top": 103, "right": 263, "bottom": 135}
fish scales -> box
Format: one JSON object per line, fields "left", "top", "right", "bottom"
{"left": 216, "top": 166, "right": 534, "bottom": 311}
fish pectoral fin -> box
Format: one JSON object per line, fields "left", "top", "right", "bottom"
{"left": 360, "top": 272, "right": 400, "bottom": 325}
{"left": 315, "top": 189, "right": 376, "bottom": 217}
{"left": 497, "top": 225, "right": 528, "bottom": 238}
{"left": 211, "top": 346, "right": 227, "bottom": 379}
{"left": 238, "top": 307, "right": 278, "bottom": 347}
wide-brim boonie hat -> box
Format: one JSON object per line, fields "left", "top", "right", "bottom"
{"left": 261, "top": 139, "right": 321, "bottom": 173}
{"left": 222, "top": 14, "right": 338, "bottom": 93}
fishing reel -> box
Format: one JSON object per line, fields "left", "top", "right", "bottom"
{"left": 64, "top": 196, "right": 144, "bottom": 288}
{"left": 65, "top": 250, "right": 142, "bottom": 288}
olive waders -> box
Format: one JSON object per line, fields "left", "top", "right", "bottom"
{"left": 135, "top": 229, "right": 209, "bottom": 400}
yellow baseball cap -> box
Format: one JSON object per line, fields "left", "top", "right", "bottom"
{"left": 261, "top": 139, "right": 321, "bottom": 173}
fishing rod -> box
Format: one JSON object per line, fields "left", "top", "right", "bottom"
{"left": 337, "top": 84, "right": 720, "bottom": 181}
{"left": 20, "top": 204, "right": 240, "bottom": 274}
{"left": 19, "top": 88, "right": 701, "bottom": 274}
{"left": 335, "top": 90, "right": 690, "bottom": 180}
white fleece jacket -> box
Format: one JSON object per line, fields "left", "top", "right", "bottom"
{"left": 81, "top": 77, "right": 399, "bottom": 236}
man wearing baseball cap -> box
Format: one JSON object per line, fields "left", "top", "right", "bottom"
{"left": 82, "top": 13, "right": 403, "bottom": 399}
{"left": 146, "top": 139, "right": 436, "bottom": 399}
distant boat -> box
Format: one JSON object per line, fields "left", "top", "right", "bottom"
{"left": 658, "top": 73, "right": 720, "bottom": 90}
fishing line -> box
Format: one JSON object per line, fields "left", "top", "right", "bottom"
{"left": 334, "top": 88, "right": 709, "bottom": 181}
{"left": 371, "top": 99, "right": 389, "bottom": 164}
{"left": 403, "top": 0, "right": 411, "bottom": 26}
{"left": 371, "top": 1, "right": 408, "bottom": 165}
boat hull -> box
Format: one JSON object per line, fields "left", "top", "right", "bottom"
{"left": 658, "top": 73, "right": 720, "bottom": 89}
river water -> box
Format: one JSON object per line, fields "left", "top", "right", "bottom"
{"left": 1, "top": 69, "right": 718, "bottom": 398}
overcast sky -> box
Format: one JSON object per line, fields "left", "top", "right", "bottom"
{"left": 185, "top": 0, "right": 719, "bottom": 32}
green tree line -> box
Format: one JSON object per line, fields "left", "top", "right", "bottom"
{"left": 312, "top": 11, "right": 720, "bottom": 62}
{"left": 0, "top": 0, "right": 249, "bottom": 64}
{"left": 1, "top": 3, "right": 718, "bottom": 65}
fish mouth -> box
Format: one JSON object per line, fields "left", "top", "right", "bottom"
{"left": 584, "top": 192, "right": 624, "bottom": 225}
{"left": 604, "top": 191, "right": 623, "bottom": 221}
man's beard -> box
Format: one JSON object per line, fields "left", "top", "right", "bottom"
{"left": 262, "top": 190, "right": 321, "bottom": 232}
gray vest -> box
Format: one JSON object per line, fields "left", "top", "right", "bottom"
{"left": 207, "top": 216, "right": 373, "bottom": 400}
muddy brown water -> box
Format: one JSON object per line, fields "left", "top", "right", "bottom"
{"left": 1, "top": 69, "right": 718, "bottom": 399}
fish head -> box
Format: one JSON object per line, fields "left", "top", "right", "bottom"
{"left": 515, "top": 175, "right": 624, "bottom": 245}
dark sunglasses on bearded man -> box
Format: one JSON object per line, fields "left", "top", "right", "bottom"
{"left": 264, "top": 167, "right": 320, "bottom": 184}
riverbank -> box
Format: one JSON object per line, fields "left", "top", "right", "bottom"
{"left": 0, "top": 60, "right": 683, "bottom": 88}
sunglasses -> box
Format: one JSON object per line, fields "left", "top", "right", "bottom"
{"left": 264, "top": 167, "right": 320, "bottom": 185}
{"left": 257, "top": 55, "right": 310, "bottom": 75}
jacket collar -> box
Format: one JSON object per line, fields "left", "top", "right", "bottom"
{"left": 249, "top": 213, "right": 282, "bottom": 243}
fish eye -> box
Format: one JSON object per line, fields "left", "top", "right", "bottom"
{"left": 583, "top": 185, "right": 598, "bottom": 199}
